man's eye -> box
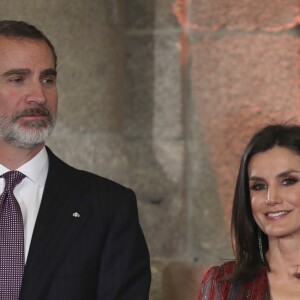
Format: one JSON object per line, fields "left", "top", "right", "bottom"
{"left": 41, "top": 77, "right": 56, "bottom": 85}
{"left": 282, "top": 177, "right": 297, "bottom": 186}
{"left": 250, "top": 183, "right": 266, "bottom": 191}
{"left": 10, "top": 77, "right": 24, "bottom": 83}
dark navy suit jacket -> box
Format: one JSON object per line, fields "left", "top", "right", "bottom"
{"left": 19, "top": 147, "right": 151, "bottom": 299}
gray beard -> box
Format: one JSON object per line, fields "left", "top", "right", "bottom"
{"left": 0, "top": 107, "right": 56, "bottom": 149}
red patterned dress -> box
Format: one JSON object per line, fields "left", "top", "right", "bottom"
{"left": 199, "top": 261, "right": 270, "bottom": 299}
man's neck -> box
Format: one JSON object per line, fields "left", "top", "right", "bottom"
{"left": 0, "top": 141, "right": 44, "bottom": 170}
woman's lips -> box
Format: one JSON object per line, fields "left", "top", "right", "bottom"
{"left": 265, "top": 210, "right": 290, "bottom": 219}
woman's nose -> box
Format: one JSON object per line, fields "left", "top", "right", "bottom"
{"left": 266, "top": 187, "right": 282, "bottom": 205}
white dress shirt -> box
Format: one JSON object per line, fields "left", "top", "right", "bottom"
{"left": 0, "top": 147, "right": 49, "bottom": 263}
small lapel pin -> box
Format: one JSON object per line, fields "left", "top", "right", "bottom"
{"left": 72, "top": 212, "right": 80, "bottom": 218}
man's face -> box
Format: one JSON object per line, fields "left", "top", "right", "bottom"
{"left": 0, "top": 36, "right": 57, "bottom": 149}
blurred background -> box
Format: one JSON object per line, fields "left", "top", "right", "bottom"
{"left": 1, "top": 0, "right": 299, "bottom": 299}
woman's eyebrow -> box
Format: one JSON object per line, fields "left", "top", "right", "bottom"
{"left": 277, "top": 170, "right": 300, "bottom": 177}
{"left": 249, "top": 170, "right": 300, "bottom": 181}
{"left": 249, "top": 176, "right": 264, "bottom": 181}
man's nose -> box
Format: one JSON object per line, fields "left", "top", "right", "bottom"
{"left": 26, "top": 81, "right": 46, "bottom": 105}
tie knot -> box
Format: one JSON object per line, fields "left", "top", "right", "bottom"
{"left": 1, "top": 171, "right": 25, "bottom": 192}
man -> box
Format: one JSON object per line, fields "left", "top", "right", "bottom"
{"left": 0, "top": 20, "right": 151, "bottom": 299}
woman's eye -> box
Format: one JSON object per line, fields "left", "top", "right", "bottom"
{"left": 250, "top": 183, "right": 267, "bottom": 191}
{"left": 282, "top": 177, "right": 297, "bottom": 186}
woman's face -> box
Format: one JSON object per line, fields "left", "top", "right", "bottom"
{"left": 248, "top": 146, "right": 300, "bottom": 239}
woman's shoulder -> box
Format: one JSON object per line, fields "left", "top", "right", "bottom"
{"left": 199, "top": 261, "right": 269, "bottom": 300}
{"left": 199, "top": 261, "right": 236, "bottom": 299}
{"left": 204, "top": 260, "right": 236, "bottom": 279}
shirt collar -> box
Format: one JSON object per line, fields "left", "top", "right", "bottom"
{"left": 0, "top": 147, "right": 49, "bottom": 187}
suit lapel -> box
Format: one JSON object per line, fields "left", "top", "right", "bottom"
{"left": 20, "top": 149, "right": 92, "bottom": 300}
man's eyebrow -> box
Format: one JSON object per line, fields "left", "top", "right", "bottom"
{"left": 1, "top": 68, "right": 57, "bottom": 78}
{"left": 1, "top": 68, "right": 31, "bottom": 77}
{"left": 41, "top": 68, "right": 57, "bottom": 77}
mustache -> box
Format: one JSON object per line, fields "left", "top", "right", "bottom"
{"left": 12, "top": 107, "right": 53, "bottom": 121}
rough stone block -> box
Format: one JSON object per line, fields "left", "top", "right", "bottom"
{"left": 173, "top": 0, "right": 299, "bottom": 31}
{"left": 126, "top": 0, "right": 179, "bottom": 30}
{"left": 47, "top": 121, "right": 130, "bottom": 184}
{"left": 124, "top": 31, "right": 186, "bottom": 258}
{"left": 191, "top": 33, "right": 299, "bottom": 224}
{"left": 125, "top": 0, "right": 155, "bottom": 30}
{"left": 154, "top": 0, "right": 181, "bottom": 29}
{"left": 125, "top": 138, "right": 186, "bottom": 258}
{"left": 150, "top": 261, "right": 166, "bottom": 300}
{"left": 162, "top": 262, "right": 209, "bottom": 300}
{"left": 124, "top": 34, "right": 155, "bottom": 138}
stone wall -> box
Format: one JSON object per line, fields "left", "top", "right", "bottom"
{"left": 1, "top": 0, "right": 300, "bottom": 299}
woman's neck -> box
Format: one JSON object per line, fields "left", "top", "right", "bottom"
{"left": 267, "top": 236, "right": 300, "bottom": 277}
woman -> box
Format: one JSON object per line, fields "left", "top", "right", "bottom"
{"left": 199, "top": 124, "right": 300, "bottom": 299}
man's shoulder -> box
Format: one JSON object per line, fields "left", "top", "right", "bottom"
{"left": 46, "top": 146, "right": 133, "bottom": 195}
